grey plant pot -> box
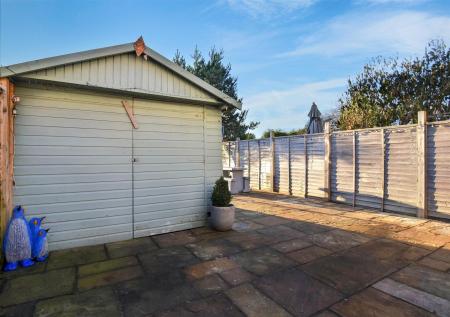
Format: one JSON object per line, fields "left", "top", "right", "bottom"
{"left": 210, "top": 205, "right": 235, "bottom": 231}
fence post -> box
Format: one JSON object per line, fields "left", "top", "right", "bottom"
{"left": 381, "top": 128, "right": 385, "bottom": 212}
{"left": 270, "top": 130, "right": 275, "bottom": 192}
{"left": 324, "top": 122, "right": 331, "bottom": 201}
{"left": 236, "top": 138, "right": 240, "bottom": 168}
{"left": 417, "top": 111, "right": 428, "bottom": 218}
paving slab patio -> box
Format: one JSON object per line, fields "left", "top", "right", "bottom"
{"left": 0, "top": 192, "right": 449, "bottom": 316}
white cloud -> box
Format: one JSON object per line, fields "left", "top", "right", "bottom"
{"left": 279, "top": 11, "right": 450, "bottom": 58}
{"left": 223, "top": 0, "right": 317, "bottom": 17}
{"left": 244, "top": 78, "right": 346, "bottom": 136}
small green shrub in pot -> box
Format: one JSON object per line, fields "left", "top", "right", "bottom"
{"left": 210, "top": 177, "right": 235, "bottom": 231}
{"left": 211, "top": 177, "right": 232, "bottom": 207}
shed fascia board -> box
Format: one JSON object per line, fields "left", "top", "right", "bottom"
{"left": 143, "top": 47, "right": 241, "bottom": 109}
{"left": 0, "top": 43, "right": 241, "bottom": 109}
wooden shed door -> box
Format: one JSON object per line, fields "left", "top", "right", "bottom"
{"left": 132, "top": 98, "right": 207, "bottom": 237}
{"left": 13, "top": 86, "right": 133, "bottom": 250}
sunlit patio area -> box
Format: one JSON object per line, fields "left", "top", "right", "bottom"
{"left": 1, "top": 192, "right": 449, "bottom": 317}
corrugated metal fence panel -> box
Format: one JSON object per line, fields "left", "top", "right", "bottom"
{"left": 384, "top": 127, "right": 418, "bottom": 215}
{"left": 249, "top": 140, "right": 260, "bottom": 190}
{"left": 356, "top": 130, "right": 383, "bottom": 209}
{"left": 259, "top": 138, "right": 272, "bottom": 191}
{"left": 290, "top": 135, "right": 306, "bottom": 196}
{"left": 307, "top": 134, "right": 325, "bottom": 198}
{"left": 427, "top": 122, "right": 450, "bottom": 217}
{"left": 274, "top": 137, "right": 290, "bottom": 194}
{"left": 239, "top": 141, "right": 250, "bottom": 178}
{"left": 331, "top": 132, "right": 353, "bottom": 204}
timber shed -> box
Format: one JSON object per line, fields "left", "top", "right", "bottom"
{"left": 0, "top": 37, "right": 240, "bottom": 250}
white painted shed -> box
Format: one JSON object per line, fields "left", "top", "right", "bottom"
{"left": 0, "top": 37, "right": 240, "bottom": 250}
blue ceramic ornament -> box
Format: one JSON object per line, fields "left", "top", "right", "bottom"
{"left": 3, "top": 206, "right": 34, "bottom": 271}
{"left": 29, "top": 217, "right": 45, "bottom": 244}
{"left": 32, "top": 229, "right": 49, "bottom": 262}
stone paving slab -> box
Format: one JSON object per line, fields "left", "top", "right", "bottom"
{"left": 257, "top": 225, "right": 306, "bottom": 244}
{"left": 306, "top": 229, "right": 371, "bottom": 251}
{"left": 47, "top": 244, "right": 107, "bottom": 270}
{"left": 193, "top": 274, "right": 229, "bottom": 297}
{"left": 231, "top": 247, "right": 295, "bottom": 276}
{"left": 156, "top": 293, "right": 245, "bottom": 317}
{"left": 331, "top": 287, "right": 434, "bottom": 317}
{"left": 254, "top": 268, "right": 343, "bottom": 317}
{"left": 219, "top": 267, "right": 255, "bottom": 286}
{"left": 0, "top": 302, "right": 34, "bottom": 317}
{"left": 390, "top": 264, "right": 450, "bottom": 300}
{"left": 287, "top": 246, "right": 332, "bottom": 264}
{"left": 226, "top": 283, "right": 292, "bottom": 317}
{"left": 78, "top": 265, "right": 143, "bottom": 292}
{"left": 138, "top": 246, "right": 199, "bottom": 274}
{"left": 105, "top": 236, "right": 157, "bottom": 258}
{"left": 187, "top": 239, "right": 242, "bottom": 260}
{"left": 0, "top": 268, "right": 75, "bottom": 307}
{"left": 115, "top": 278, "right": 200, "bottom": 316}
{"left": 418, "top": 256, "right": 450, "bottom": 272}
{"left": 301, "top": 240, "right": 416, "bottom": 295}
{"left": 152, "top": 230, "right": 198, "bottom": 248}
{"left": 34, "top": 287, "right": 121, "bottom": 317}
{"left": 272, "top": 238, "right": 312, "bottom": 253}
{"left": 78, "top": 255, "right": 138, "bottom": 277}
{"left": 374, "top": 278, "right": 450, "bottom": 317}
{"left": 184, "top": 258, "right": 239, "bottom": 280}
{"left": 1, "top": 192, "right": 449, "bottom": 316}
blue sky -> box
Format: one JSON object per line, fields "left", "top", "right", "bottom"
{"left": 1, "top": 0, "right": 449, "bottom": 137}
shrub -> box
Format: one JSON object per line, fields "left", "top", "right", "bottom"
{"left": 211, "top": 177, "right": 232, "bottom": 207}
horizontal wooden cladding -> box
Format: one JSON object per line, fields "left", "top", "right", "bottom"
{"left": 384, "top": 128, "right": 417, "bottom": 215}
{"left": 21, "top": 52, "right": 219, "bottom": 104}
{"left": 427, "top": 123, "right": 450, "bottom": 215}
{"left": 13, "top": 85, "right": 222, "bottom": 249}
{"left": 356, "top": 131, "right": 383, "bottom": 209}
{"left": 274, "top": 137, "right": 290, "bottom": 194}
{"left": 307, "top": 135, "right": 325, "bottom": 198}
{"left": 259, "top": 139, "right": 272, "bottom": 191}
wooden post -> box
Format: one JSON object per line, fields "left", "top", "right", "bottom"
{"left": 288, "top": 136, "right": 292, "bottom": 195}
{"left": 324, "top": 122, "right": 331, "bottom": 201}
{"left": 304, "top": 135, "right": 308, "bottom": 198}
{"left": 417, "top": 111, "right": 427, "bottom": 218}
{"left": 380, "top": 128, "right": 385, "bottom": 212}
{"left": 270, "top": 130, "right": 275, "bottom": 192}
{"left": 236, "top": 138, "right": 240, "bottom": 168}
{"left": 0, "top": 78, "right": 15, "bottom": 252}
{"left": 352, "top": 131, "right": 356, "bottom": 207}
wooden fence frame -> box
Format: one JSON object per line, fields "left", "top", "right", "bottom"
{"left": 223, "top": 111, "right": 441, "bottom": 219}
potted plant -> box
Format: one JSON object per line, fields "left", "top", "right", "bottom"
{"left": 210, "top": 177, "right": 235, "bottom": 231}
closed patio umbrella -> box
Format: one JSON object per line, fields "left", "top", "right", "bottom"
{"left": 307, "top": 102, "right": 323, "bottom": 134}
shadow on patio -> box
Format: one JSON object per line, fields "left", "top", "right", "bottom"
{"left": 0, "top": 191, "right": 449, "bottom": 317}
